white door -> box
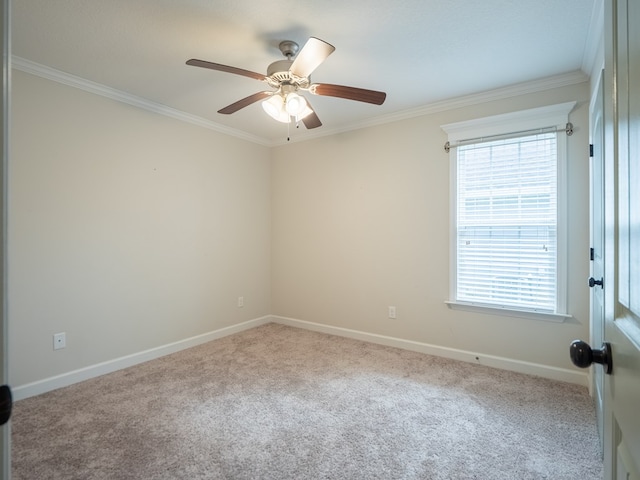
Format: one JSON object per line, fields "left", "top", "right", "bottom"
{"left": 602, "top": 0, "right": 640, "bottom": 478}
{"left": 589, "top": 69, "right": 605, "bottom": 455}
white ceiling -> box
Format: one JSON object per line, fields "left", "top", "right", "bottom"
{"left": 12, "top": 0, "right": 600, "bottom": 145}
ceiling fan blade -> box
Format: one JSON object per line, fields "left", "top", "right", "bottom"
{"left": 302, "top": 103, "right": 322, "bottom": 129}
{"left": 218, "top": 91, "right": 272, "bottom": 114}
{"left": 310, "top": 83, "right": 387, "bottom": 105}
{"left": 290, "top": 37, "right": 335, "bottom": 78}
{"left": 309, "top": 83, "right": 387, "bottom": 105}
{"left": 186, "top": 59, "right": 266, "bottom": 81}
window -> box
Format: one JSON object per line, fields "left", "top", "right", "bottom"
{"left": 441, "top": 103, "right": 575, "bottom": 321}
{"left": 457, "top": 132, "right": 557, "bottom": 311}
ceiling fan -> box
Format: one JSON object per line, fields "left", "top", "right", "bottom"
{"left": 186, "top": 37, "right": 386, "bottom": 129}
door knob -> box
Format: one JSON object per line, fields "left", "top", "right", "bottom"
{"left": 569, "top": 340, "right": 612, "bottom": 374}
{"left": 588, "top": 276, "right": 603, "bottom": 288}
{"left": 0, "top": 385, "right": 12, "bottom": 425}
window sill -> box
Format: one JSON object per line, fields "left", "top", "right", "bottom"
{"left": 444, "top": 301, "right": 571, "bottom": 323}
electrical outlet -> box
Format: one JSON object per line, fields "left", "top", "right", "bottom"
{"left": 53, "top": 332, "right": 66, "bottom": 350}
{"left": 237, "top": 296, "right": 244, "bottom": 308}
{"left": 388, "top": 306, "right": 396, "bottom": 319}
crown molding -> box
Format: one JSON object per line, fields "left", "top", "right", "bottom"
{"left": 12, "top": 56, "right": 272, "bottom": 146}
{"left": 14, "top": 56, "right": 588, "bottom": 149}
{"left": 275, "top": 70, "right": 589, "bottom": 146}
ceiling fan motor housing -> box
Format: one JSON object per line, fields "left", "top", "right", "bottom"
{"left": 266, "top": 59, "right": 309, "bottom": 89}
{"left": 266, "top": 60, "right": 293, "bottom": 78}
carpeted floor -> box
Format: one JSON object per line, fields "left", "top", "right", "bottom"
{"left": 12, "top": 323, "right": 603, "bottom": 479}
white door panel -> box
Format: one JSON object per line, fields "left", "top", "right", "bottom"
{"left": 600, "top": 0, "right": 640, "bottom": 478}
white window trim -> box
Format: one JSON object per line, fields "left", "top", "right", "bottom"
{"left": 441, "top": 102, "right": 576, "bottom": 322}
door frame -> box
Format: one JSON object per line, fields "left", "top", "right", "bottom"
{"left": 1, "top": 0, "right": 10, "bottom": 478}
{"left": 588, "top": 68, "right": 605, "bottom": 456}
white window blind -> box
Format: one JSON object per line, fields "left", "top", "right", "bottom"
{"left": 456, "top": 132, "right": 558, "bottom": 312}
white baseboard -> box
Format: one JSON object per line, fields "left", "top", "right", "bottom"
{"left": 271, "top": 315, "right": 588, "bottom": 386}
{"left": 14, "top": 314, "right": 588, "bottom": 400}
{"left": 13, "top": 316, "right": 272, "bottom": 401}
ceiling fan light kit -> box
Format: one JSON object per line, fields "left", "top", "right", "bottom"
{"left": 186, "top": 37, "right": 387, "bottom": 132}
{"left": 261, "top": 94, "right": 312, "bottom": 124}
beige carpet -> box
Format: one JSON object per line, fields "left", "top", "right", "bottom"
{"left": 12, "top": 323, "right": 602, "bottom": 479}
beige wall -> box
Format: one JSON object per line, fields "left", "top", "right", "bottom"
{"left": 10, "top": 68, "right": 592, "bottom": 391}
{"left": 10, "top": 71, "right": 272, "bottom": 386}
{"left": 271, "top": 82, "right": 591, "bottom": 371}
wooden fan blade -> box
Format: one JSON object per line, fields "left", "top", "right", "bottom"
{"left": 218, "top": 91, "right": 272, "bottom": 114}
{"left": 290, "top": 37, "right": 335, "bottom": 78}
{"left": 302, "top": 103, "right": 322, "bottom": 129}
{"left": 310, "top": 83, "right": 386, "bottom": 105}
{"left": 186, "top": 59, "right": 266, "bottom": 81}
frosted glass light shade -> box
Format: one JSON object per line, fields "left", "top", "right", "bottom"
{"left": 262, "top": 95, "right": 290, "bottom": 123}
{"left": 297, "top": 103, "right": 313, "bottom": 120}
{"left": 285, "top": 93, "right": 307, "bottom": 115}
{"left": 262, "top": 93, "right": 313, "bottom": 123}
